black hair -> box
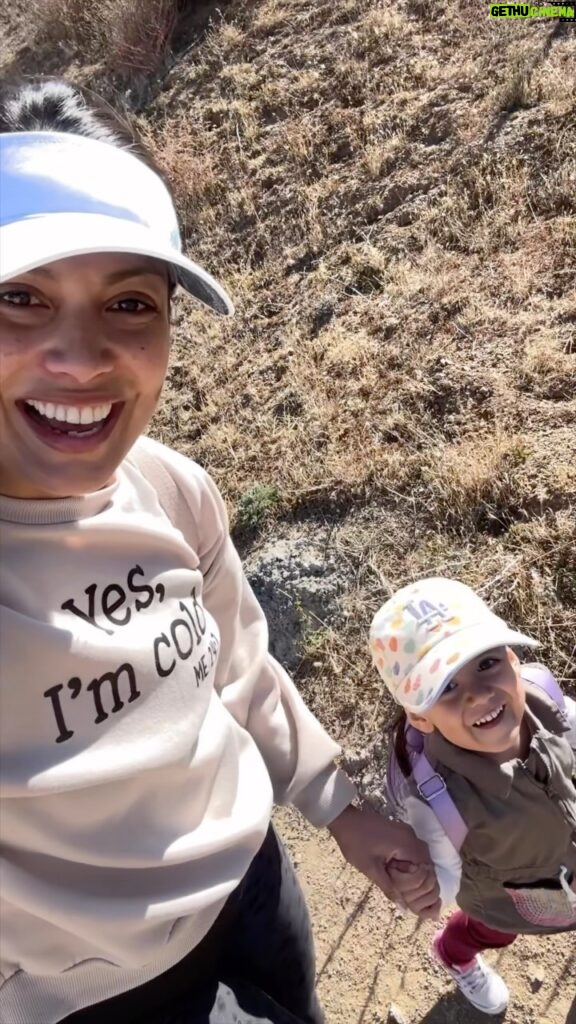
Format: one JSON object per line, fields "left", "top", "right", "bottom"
{"left": 0, "top": 79, "right": 178, "bottom": 294}
{"left": 390, "top": 707, "right": 411, "bottom": 778}
{"left": 0, "top": 79, "right": 175, "bottom": 198}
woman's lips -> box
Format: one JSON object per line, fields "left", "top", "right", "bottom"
{"left": 17, "top": 400, "right": 124, "bottom": 454}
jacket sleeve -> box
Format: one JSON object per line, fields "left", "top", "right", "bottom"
{"left": 156, "top": 442, "right": 357, "bottom": 828}
{"left": 394, "top": 782, "right": 462, "bottom": 911}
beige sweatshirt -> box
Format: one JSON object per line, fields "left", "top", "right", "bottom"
{"left": 0, "top": 435, "right": 356, "bottom": 1024}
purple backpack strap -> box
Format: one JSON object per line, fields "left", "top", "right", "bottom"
{"left": 405, "top": 726, "right": 468, "bottom": 852}
{"left": 410, "top": 750, "right": 468, "bottom": 852}
{"left": 521, "top": 663, "right": 566, "bottom": 712}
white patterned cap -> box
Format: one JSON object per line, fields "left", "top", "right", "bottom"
{"left": 369, "top": 577, "right": 538, "bottom": 713}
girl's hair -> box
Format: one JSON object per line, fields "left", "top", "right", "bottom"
{"left": 390, "top": 707, "right": 411, "bottom": 778}
{"left": 0, "top": 79, "right": 174, "bottom": 198}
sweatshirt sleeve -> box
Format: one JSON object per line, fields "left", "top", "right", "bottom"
{"left": 395, "top": 787, "right": 462, "bottom": 911}
{"left": 147, "top": 440, "right": 357, "bottom": 828}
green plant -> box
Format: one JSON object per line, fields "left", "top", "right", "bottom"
{"left": 236, "top": 483, "right": 279, "bottom": 531}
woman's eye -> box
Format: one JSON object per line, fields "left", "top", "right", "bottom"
{"left": 111, "top": 297, "right": 154, "bottom": 313}
{"left": 0, "top": 290, "right": 41, "bottom": 307}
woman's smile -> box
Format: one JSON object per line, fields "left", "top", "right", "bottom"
{"left": 17, "top": 397, "right": 125, "bottom": 452}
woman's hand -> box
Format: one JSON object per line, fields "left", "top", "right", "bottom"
{"left": 327, "top": 804, "right": 441, "bottom": 919}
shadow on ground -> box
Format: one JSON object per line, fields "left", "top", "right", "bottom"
{"left": 416, "top": 993, "right": 505, "bottom": 1024}
{"left": 401, "top": 983, "right": 576, "bottom": 1024}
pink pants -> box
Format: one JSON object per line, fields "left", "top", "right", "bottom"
{"left": 438, "top": 911, "right": 517, "bottom": 968}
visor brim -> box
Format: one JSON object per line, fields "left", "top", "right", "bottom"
{"left": 0, "top": 213, "right": 234, "bottom": 316}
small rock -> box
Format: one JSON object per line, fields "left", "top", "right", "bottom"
{"left": 529, "top": 970, "right": 545, "bottom": 992}
{"left": 387, "top": 1005, "right": 407, "bottom": 1024}
{"left": 343, "top": 750, "right": 370, "bottom": 774}
{"left": 244, "top": 533, "right": 345, "bottom": 672}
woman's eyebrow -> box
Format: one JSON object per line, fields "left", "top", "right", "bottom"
{"left": 104, "top": 266, "right": 168, "bottom": 284}
{"left": 24, "top": 266, "right": 55, "bottom": 278}
{"left": 14, "top": 265, "right": 166, "bottom": 284}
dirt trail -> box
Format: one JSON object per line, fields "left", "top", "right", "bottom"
{"left": 276, "top": 808, "right": 576, "bottom": 1024}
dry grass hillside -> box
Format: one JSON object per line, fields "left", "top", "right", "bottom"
{"left": 9, "top": 0, "right": 576, "bottom": 736}
{"left": 1, "top": 1, "right": 575, "bottom": 1020}
{"left": 4, "top": 0, "right": 573, "bottom": 744}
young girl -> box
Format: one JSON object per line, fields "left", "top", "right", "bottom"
{"left": 370, "top": 577, "right": 576, "bottom": 1017}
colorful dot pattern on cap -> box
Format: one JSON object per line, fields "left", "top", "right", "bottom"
{"left": 368, "top": 578, "right": 500, "bottom": 710}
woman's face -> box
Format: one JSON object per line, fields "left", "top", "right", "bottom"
{"left": 0, "top": 252, "right": 171, "bottom": 499}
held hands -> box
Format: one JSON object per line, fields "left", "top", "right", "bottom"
{"left": 387, "top": 858, "right": 442, "bottom": 919}
{"left": 327, "top": 804, "right": 441, "bottom": 920}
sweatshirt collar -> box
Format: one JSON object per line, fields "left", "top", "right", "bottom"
{"left": 0, "top": 478, "right": 119, "bottom": 524}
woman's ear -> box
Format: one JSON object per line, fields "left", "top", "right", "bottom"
{"left": 406, "top": 710, "right": 435, "bottom": 734}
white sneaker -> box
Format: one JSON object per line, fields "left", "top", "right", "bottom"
{"left": 432, "top": 935, "right": 510, "bottom": 1015}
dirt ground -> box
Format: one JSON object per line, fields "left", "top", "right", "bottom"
{"left": 276, "top": 807, "right": 575, "bottom": 1024}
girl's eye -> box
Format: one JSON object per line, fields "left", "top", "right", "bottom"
{"left": 441, "top": 680, "right": 458, "bottom": 697}
{"left": 110, "top": 297, "right": 155, "bottom": 314}
{"left": 478, "top": 657, "right": 499, "bottom": 672}
{"left": 0, "top": 290, "right": 42, "bottom": 307}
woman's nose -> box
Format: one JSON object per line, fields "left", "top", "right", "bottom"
{"left": 41, "top": 315, "right": 115, "bottom": 382}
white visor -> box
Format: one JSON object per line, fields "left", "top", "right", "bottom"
{"left": 0, "top": 131, "right": 234, "bottom": 316}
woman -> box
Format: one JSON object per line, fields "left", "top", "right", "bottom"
{"left": 0, "top": 81, "right": 439, "bottom": 1024}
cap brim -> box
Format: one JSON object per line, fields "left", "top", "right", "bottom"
{"left": 403, "top": 624, "right": 539, "bottom": 714}
{"left": 0, "top": 213, "right": 234, "bottom": 316}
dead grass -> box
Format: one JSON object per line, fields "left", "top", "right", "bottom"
{"left": 518, "top": 332, "right": 576, "bottom": 399}
{"left": 4, "top": 0, "right": 181, "bottom": 85}
{"left": 2, "top": 0, "right": 575, "bottom": 734}
{"left": 493, "top": 51, "right": 542, "bottom": 113}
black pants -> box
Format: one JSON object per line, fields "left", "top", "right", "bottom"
{"left": 62, "top": 828, "right": 324, "bottom": 1024}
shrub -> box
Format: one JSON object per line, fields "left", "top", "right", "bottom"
{"left": 236, "top": 484, "right": 280, "bottom": 532}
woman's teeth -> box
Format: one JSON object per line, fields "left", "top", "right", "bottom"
{"left": 473, "top": 705, "right": 504, "bottom": 727}
{"left": 25, "top": 400, "right": 113, "bottom": 424}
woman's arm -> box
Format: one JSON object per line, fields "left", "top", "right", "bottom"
{"left": 132, "top": 438, "right": 439, "bottom": 909}
{"left": 204, "top": 524, "right": 357, "bottom": 826}
{"left": 142, "top": 439, "right": 355, "bottom": 826}
{"left": 196, "top": 473, "right": 439, "bottom": 907}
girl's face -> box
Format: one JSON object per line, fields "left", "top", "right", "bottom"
{"left": 0, "top": 252, "right": 171, "bottom": 499}
{"left": 408, "top": 647, "right": 527, "bottom": 762}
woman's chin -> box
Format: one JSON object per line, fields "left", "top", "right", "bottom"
{"left": 0, "top": 462, "right": 119, "bottom": 500}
